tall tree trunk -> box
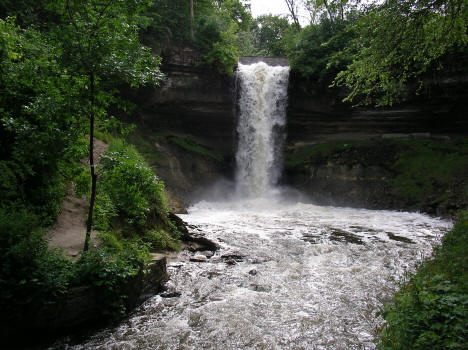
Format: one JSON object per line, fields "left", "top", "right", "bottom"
{"left": 323, "top": 0, "right": 334, "bottom": 22}
{"left": 84, "top": 73, "right": 97, "bottom": 252}
{"left": 284, "top": 0, "right": 300, "bottom": 29}
{"left": 190, "top": 0, "right": 194, "bottom": 39}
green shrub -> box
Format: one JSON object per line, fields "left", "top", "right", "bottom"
{"left": 377, "top": 211, "right": 468, "bottom": 349}
{"left": 97, "top": 231, "right": 123, "bottom": 253}
{"left": 0, "top": 208, "right": 73, "bottom": 323}
{"left": 96, "top": 138, "right": 168, "bottom": 232}
{"left": 194, "top": 15, "right": 239, "bottom": 75}
{"left": 93, "top": 193, "right": 118, "bottom": 231}
{"left": 72, "top": 239, "right": 150, "bottom": 317}
{"left": 145, "top": 229, "right": 181, "bottom": 252}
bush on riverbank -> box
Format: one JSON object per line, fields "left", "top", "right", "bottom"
{"left": 0, "top": 137, "right": 180, "bottom": 333}
{"left": 377, "top": 211, "right": 468, "bottom": 349}
{"left": 90, "top": 138, "right": 181, "bottom": 250}
{"left": 0, "top": 209, "right": 151, "bottom": 325}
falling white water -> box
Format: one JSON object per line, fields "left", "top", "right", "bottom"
{"left": 235, "top": 62, "right": 290, "bottom": 198}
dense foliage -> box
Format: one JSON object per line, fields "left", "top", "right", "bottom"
{"left": 231, "top": 1, "right": 462, "bottom": 104}
{"left": 0, "top": 17, "right": 85, "bottom": 223}
{"left": 0, "top": 0, "right": 177, "bottom": 331}
{"left": 377, "top": 211, "right": 468, "bottom": 349}
{"left": 92, "top": 138, "right": 181, "bottom": 249}
{"left": 141, "top": 0, "right": 254, "bottom": 74}
{"left": 250, "top": 15, "right": 291, "bottom": 57}
{"left": 334, "top": 0, "right": 468, "bottom": 106}
{"left": 286, "top": 17, "right": 353, "bottom": 84}
{"left": 277, "top": 0, "right": 468, "bottom": 105}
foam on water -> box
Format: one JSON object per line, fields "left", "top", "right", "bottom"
{"left": 57, "top": 204, "right": 451, "bottom": 350}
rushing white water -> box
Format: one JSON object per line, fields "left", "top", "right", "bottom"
{"left": 48, "top": 62, "right": 452, "bottom": 350}
{"left": 235, "top": 62, "right": 289, "bottom": 198}
{"left": 55, "top": 203, "right": 450, "bottom": 350}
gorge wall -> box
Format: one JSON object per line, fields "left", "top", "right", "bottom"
{"left": 287, "top": 71, "right": 468, "bottom": 144}
{"left": 126, "top": 50, "right": 468, "bottom": 213}
{"left": 123, "top": 47, "right": 236, "bottom": 211}
{"left": 285, "top": 71, "right": 468, "bottom": 215}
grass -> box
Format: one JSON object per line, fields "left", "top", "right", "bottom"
{"left": 377, "top": 211, "right": 468, "bottom": 349}
{"left": 168, "top": 135, "right": 224, "bottom": 162}
{"left": 124, "top": 131, "right": 163, "bottom": 166}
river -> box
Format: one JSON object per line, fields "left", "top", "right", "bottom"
{"left": 54, "top": 199, "right": 450, "bottom": 350}
{"left": 48, "top": 61, "right": 451, "bottom": 349}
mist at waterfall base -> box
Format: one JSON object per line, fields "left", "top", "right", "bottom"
{"left": 49, "top": 63, "right": 452, "bottom": 350}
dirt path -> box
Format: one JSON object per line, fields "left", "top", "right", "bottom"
{"left": 47, "top": 139, "right": 108, "bottom": 257}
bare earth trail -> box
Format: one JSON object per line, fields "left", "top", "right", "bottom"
{"left": 47, "top": 139, "right": 108, "bottom": 257}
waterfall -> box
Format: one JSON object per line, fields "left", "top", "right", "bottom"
{"left": 234, "top": 62, "right": 290, "bottom": 198}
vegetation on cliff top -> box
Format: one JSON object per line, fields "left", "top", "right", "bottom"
{"left": 255, "top": 0, "right": 468, "bottom": 106}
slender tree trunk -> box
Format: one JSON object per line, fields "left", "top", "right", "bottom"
{"left": 84, "top": 73, "right": 97, "bottom": 252}
{"left": 284, "top": 0, "right": 300, "bottom": 29}
{"left": 323, "top": 0, "right": 334, "bottom": 22}
{"left": 190, "top": 0, "right": 194, "bottom": 39}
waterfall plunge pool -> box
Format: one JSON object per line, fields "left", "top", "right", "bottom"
{"left": 56, "top": 200, "right": 451, "bottom": 350}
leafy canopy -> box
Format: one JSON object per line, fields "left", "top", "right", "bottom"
{"left": 333, "top": 0, "right": 468, "bottom": 106}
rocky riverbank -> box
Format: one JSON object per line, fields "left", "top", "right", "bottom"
{"left": 284, "top": 137, "right": 468, "bottom": 217}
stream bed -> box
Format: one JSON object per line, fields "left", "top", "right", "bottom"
{"left": 54, "top": 200, "right": 451, "bottom": 350}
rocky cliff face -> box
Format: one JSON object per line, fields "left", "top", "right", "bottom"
{"left": 284, "top": 138, "right": 468, "bottom": 217}
{"left": 125, "top": 53, "right": 467, "bottom": 214}
{"left": 286, "top": 71, "right": 468, "bottom": 145}
{"left": 285, "top": 71, "right": 468, "bottom": 215}
{"left": 121, "top": 51, "right": 235, "bottom": 211}
{"left": 131, "top": 56, "right": 235, "bottom": 155}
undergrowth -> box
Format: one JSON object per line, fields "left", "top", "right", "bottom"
{"left": 0, "top": 136, "right": 181, "bottom": 331}
{"left": 377, "top": 211, "right": 468, "bottom": 349}
{"left": 168, "top": 135, "right": 223, "bottom": 161}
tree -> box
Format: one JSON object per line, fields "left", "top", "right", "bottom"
{"left": 0, "top": 17, "right": 85, "bottom": 221}
{"left": 190, "top": 0, "right": 195, "bottom": 39}
{"left": 303, "top": 0, "right": 359, "bottom": 24}
{"left": 50, "top": 0, "right": 163, "bottom": 251}
{"left": 287, "top": 17, "right": 353, "bottom": 82}
{"left": 284, "top": 0, "right": 301, "bottom": 28}
{"left": 193, "top": 0, "right": 253, "bottom": 73}
{"left": 334, "top": 0, "right": 468, "bottom": 106}
{"left": 251, "top": 15, "right": 291, "bottom": 56}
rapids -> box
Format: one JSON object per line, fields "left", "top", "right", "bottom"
{"left": 54, "top": 201, "right": 450, "bottom": 350}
